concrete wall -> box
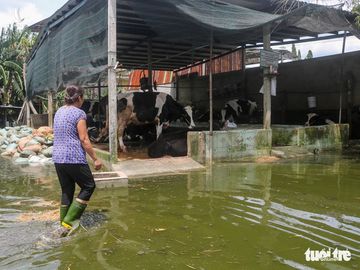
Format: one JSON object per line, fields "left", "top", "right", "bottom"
{"left": 177, "top": 51, "right": 360, "bottom": 129}
{"left": 272, "top": 124, "right": 349, "bottom": 151}
{"left": 188, "top": 129, "right": 272, "bottom": 164}
{"left": 187, "top": 124, "right": 348, "bottom": 164}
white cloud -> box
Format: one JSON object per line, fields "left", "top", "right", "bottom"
{"left": 273, "top": 36, "right": 360, "bottom": 58}
{"left": 0, "top": 3, "right": 44, "bottom": 30}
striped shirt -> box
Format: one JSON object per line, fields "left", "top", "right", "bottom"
{"left": 53, "top": 106, "right": 87, "bottom": 164}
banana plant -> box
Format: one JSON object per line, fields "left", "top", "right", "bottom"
{"left": 0, "top": 23, "right": 36, "bottom": 105}
{"left": 0, "top": 60, "right": 24, "bottom": 105}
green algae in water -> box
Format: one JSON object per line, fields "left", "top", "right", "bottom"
{"left": 1, "top": 155, "right": 360, "bottom": 269}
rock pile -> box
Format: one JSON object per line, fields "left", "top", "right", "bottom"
{"left": 0, "top": 126, "right": 54, "bottom": 165}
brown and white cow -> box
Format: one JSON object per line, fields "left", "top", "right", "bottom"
{"left": 97, "top": 92, "right": 195, "bottom": 152}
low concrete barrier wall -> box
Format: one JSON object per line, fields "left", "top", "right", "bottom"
{"left": 188, "top": 129, "right": 272, "bottom": 164}
{"left": 188, "top": 124, "right": 349, "bottom": 164}
{"left": 272, "top": 124, "right": 349, "bottom": 150}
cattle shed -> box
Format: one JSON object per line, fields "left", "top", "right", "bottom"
{"left": 26, "top": 0, "right": 360, "bottom": 164}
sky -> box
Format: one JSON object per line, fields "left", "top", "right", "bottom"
{"left": 0, "top": 0, "right": 359, "bottom": 59}
{"left": 0, "top": 0, "right": 68, "bottom": 29}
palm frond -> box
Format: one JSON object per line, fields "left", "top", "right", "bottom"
{"left": 3, "top": 61, "right": 22, "bottom": 74}
{"left": 0, "top": 65, "right": 9, "bottom": 86}
{"left": 14, "top": 71, "right": 24, "bottom": 91}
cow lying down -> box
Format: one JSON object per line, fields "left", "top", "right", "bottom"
{"left": 305, "top": 113, "right": 335, "bottom": 126}
{"left": 97, "top": 92, "right": 195, "bottom": 152}
{"left": 148, "top": 128, "right": 189, "bottom": 158}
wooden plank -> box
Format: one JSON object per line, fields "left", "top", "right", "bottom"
{"left": 29, "top": 100, "right": 38, "bottom": 114}
{"left": 26, "top": 100, "right": 31, "bottom": 127}
{"left": 48, "top": 91, "right": 54, "bottom": 128}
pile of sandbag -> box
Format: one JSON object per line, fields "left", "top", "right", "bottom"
{"left": 0, "top": 126, "right": 54, "bottom": 165}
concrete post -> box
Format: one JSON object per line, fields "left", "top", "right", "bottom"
{"left": 208, "top": 31, "right": 214, "bottom": 164}
{"left": 263, "top": 25, "right": 271, "bottom": 130}
{"left": 108, "top": 0, "right": 118, "bottom": 162}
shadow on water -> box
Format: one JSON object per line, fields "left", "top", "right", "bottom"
{"left": 1, "top": 154, "right": 360, "bottom": 269}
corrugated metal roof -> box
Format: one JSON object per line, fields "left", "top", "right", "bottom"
{"left": 128, "top": 70, "right": 174, "bottom": 90}
{"left": 27, "top": 0, "right": 359, "bottom": 94}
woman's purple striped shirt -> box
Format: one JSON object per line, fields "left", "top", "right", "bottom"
{"left": 53, "top": 106, "right": 87, "bottom": 164}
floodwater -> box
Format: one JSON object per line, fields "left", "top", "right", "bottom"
{"left": 0, "top": 155, "right": 360, "bottom": 270}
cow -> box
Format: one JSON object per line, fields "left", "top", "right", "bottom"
{"left": 97, "top": 92, "right": 195, "bottom": 152}
{"left": 148, "top": 127, "right": 189, "bottom": 158}
{"left": 220, "top": 98, "right": 258, "bottom": 127}
{"left": 80, "top": 98, "right": 107, "bottom": 129}
{"left": 81, "top": 98, "right": 108, "bottom": 142}
{"left": 305, "top": 113, "right": 335, "bottom": 126}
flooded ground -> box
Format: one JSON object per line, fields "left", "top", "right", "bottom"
{"left": 0, "top": 154, "right": 360, "bottom": 269}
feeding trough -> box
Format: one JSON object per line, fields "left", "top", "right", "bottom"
{"left": 92, "top": 171, "right": 128, "bottom": 188}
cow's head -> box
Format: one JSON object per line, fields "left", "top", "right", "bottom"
{"left": 305, "top": 113, "right": 318, "bottom": 126}
{"left": 248, "top": 100, "right": 257, "bottom": 116}
{"left": 183, "top": 105, "right": 195, "bottom": 129}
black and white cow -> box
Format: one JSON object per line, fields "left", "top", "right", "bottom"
{"left": 97, "top": 92, "right": 195, "bottom": 152}
{"left": 305, "top": 113, "right": 335, "bottom": 126}
{"left": 220, "top": 98, "right": 258, "bottom": 126}
{"left": 148, "top": 127, "right": 189, "bottom": 158}
{"left": 81, "top": 98, "right": 108, "bottom": 141}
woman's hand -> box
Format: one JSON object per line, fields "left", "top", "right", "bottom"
{"left": 94, "top": 159, "right": 102, "bottom": 170}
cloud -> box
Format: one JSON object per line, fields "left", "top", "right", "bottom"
{"left": 0, "top": 3, "right": 44, "bottom": 30}
{"left": 273, "top": 37, "right": 360, "bottom": 59}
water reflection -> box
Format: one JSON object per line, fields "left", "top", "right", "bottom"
{"left": 1, "top": 155, "right": 360, "bottom": 269}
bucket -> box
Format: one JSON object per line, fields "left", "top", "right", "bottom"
{"left": 307, "top": 96, "right": 316, "bottom": 108}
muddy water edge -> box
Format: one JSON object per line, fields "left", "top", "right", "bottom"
{"left": 0, "top": 154, "right": 360, "bottom": 269}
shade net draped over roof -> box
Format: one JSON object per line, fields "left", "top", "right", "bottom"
{"left": 26, "top": 0, "right": 359, "bottom": 97}
{"left": 26, "top": 0, "right": 107, "bottom": 98}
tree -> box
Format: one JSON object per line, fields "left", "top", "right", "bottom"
{"left": 271, "top": 0, "right": 360, "bottom": 26}
{"left": 306, "top": 49, "right": 313, "bottom": 59}
{"left": 0, "top": 23, "right": 36, "bottom": 105}
{"left": 297, "top": 49, "right": 302, "bottom": 60}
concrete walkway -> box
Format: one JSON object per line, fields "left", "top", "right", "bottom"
{"left": 112, "top": 156, "right": 205, "bottom": 178}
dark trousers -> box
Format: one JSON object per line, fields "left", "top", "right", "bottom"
{"left": 55, "top": 163, "right": 96, "bottom": 205}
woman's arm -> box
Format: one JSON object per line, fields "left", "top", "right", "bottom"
{"left": 77, "top": 119, "right": 102, "bottom": 170}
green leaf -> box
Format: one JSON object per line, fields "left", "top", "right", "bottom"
{"left": 3, "top": 61, "right": 22, "bottom": 74}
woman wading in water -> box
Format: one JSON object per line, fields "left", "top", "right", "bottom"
{"left": 53, "top": 85, "right": 102, "bottom": 236}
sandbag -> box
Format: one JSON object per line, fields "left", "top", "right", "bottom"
{"left": 23, "top": 144, "right": 43, "bottom": 153}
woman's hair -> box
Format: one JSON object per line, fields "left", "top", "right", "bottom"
{"left": 64, "top": 85, "right": 84, "bottom": 104}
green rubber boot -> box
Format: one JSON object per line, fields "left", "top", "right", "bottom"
{"left": 60, "top": 205, "right": 69, "bottom": 224}
{"left": 61, "top": 200, "right": 87, "bottom": 236}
